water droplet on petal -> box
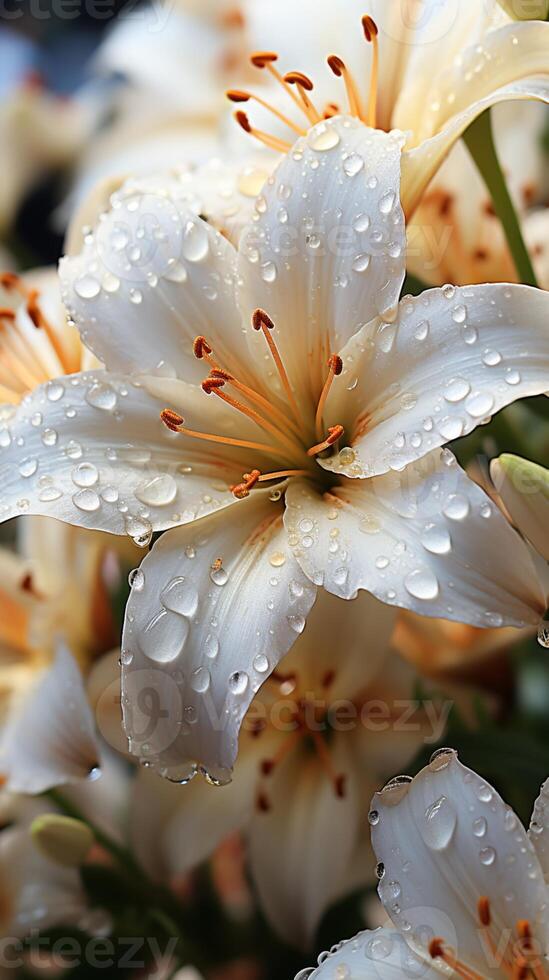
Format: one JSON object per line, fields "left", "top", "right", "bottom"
{"left": 404, "top": 568, "right": 439, "bottom": 601}
{"left": 421, "top": 795, "right": 457, "bottom": 850}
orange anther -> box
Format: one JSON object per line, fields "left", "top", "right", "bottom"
{"left": 193, "top": 336, "right": 212, "bottom": 358}
{"left": 429, "top": 939, "right": 445, "bottom": 960}
{"left": 160, "top": 409, "right": 185, "bottom": 431}
{"left": 283, "top": 71, "right": 314, "bottom": 91}
{"left": 329, "top": 354, "right": 343, "bottom": 376}
{"left": 234, "top": 110, "right": 252, "bottom": 133}
{"left": 327, "top": 424, "right": 344, "bottom": 444}
{"left": 202, "top": 377, "right": 226, "bottom": 394}
{"left": 252, "top": 308, "right": 275, "bottom": 331}
{"left": 478, "top": 896, "right": 491, "bottom": 927}
{"left": 327, "top": 55, "right": 345, "bottom": 77}
{"left": 226, "top": 89, "right": 250, "bottom": 103}
{"left": 362, "top": 14, "right": 379, "bottom": 41}
{"left": 250, "top": 51, "right": 279, "bottom": 68}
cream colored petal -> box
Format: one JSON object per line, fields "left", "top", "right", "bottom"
{"left": 295, "top": 927, "right": 443, "bottom": 980}
{"left": 237, "top": 116, "right": 406, "bottom": 416}
{"left": 249, "top": 735, "right": 361, "bottom": 949}
{"left": 402, "top": 78, "right": 549, "bottom": 216}
{"left": 0, "top": 645, "right": 100, "bottom": 794}
{"left": 284, "top": 451, "right": 546, "bottom": 626}
{"left": 121, "top": 493, "right": 316, "bottom": 782}
{"left": 371, "top": 751, "right": 549, "bottom": 976}
{"left": 321, "top": 284, "right": 549, "bottom": 480}
{"left": 60, "top": 182, "right": 250, "bottom": 385}
{"left": 0, "top": 371, "right": 248, "bottom": 537}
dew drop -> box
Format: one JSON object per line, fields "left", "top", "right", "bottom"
{"left": 421, "top": 524, "right": 451, "bottom": 555}
{"left": 74, "top": 275, "right": 101, "bottom": 300}
{"left": 182, "top": 219, "right": 209, "bottom": 262}
{"left": 72, "top": 488, "right": 101, "bottom": 512}
{"left": 310, "top": 125, "right": 341, "bottom": 151}
{"left": 85, "top": 383, "right": 117, "bottom": 412}
{"left": 404, "top": 568, "right": 439, "bottom": 601}
{"left": 161, "top": 577, "right": 199, "bottom": 618}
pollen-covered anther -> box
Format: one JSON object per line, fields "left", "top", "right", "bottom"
{"left": 429, "top": 939, "right": 445, "bottom": 960}
{"left": 307, "top": 425, "right": 345, "bottom": 457}
{"left": 226, "top": 89, "right": 250, "bottom": 103}
{"left": 0, "top": 308, "right": 15, "bottom": 321}
{"left": 234, "top": 109, "right": 252, "bottom": 133}
{"left": 256, "top": 791, "right": 271, "bottom": 812}
{"left": 210, "top": 368, "right": 234, "bottom": 382}
{"left": 250, "top": 51, "right": 278, "bottom": 68}
{"left": 252, "top": 308, "right": 274, "bottom": 331}
{"left": 283, "top": 71, "right": 314, "bottom": 92}
{"left": 193, "top": 335, "right": 212, "bottom": 359}
{"left": 201, "top": 376, "right": 226, "bottom": 394}
{"left": 160, "top": 408, "right": 185, "bottom": 432}
{"left": 362, "top": 14, "right": 379, "bottom": 127}
{"left": 361, "top": 14, "right": 379, "bottom": 41}
{"left": 478, "top": 896, "right": 491, "bottom": 928}
{"left": 327, "top": 55, "right": 345, "bottom": 77}
{"left": 335, "top": 774, "right": 346, "bottom": 799}
{"left": 517, "top": 921, "right": 533, "bottom": 951}
{"left": 230, "top": 469, "right": 261, "bottom": 499}
{"left": 0, "top": 272, "right": 21, "bottom": 291}
{"left": 329, "top": 354, "right": 343, "bottom": 376}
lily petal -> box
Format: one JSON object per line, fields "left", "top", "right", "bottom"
{"left": 60, "top": 183, "right": 248, "bottom": 384}
{"left": 0, "top": 645, "right": 100, "bottom": 794}
{"left": 490, "top": 454, "right": 549, "bottom": 561}
{"left": 0, "top": 371, "right": 245, "bottom": 537}
{"left": 121, "top": 493, "right": 316, "bottom": 782}
{"left": 130, "top": 731, "right": 274, "bottom": 879}
{"left": 402, "top": 77, "right": 549, "bottom": 216}
{"left": 321, "top": 284, "right": 549, "bottom": 480}
{"left": 280, "top": 588, "right": 395, "bottom": 703}
{"left": 529, "top": 777, "right": 549, "bottom": 883}
{"left": 237, "top": 116, "right": 406, "bottom": 413}
{"left": 295, "top": 927, "right": 443, "bottom": 980}
{"left": 371, "top": 751, "right": 549, "bottom": 975}
{"left": 284, "top": 450, "right": 546, "bottom": 625}
{"left": 249, "top": 735, "right": 360, "bottom": 949}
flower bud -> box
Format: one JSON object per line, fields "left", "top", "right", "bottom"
{"left": 31, "top": 814, "right": 94, "bottom": 867}
{"left": 497, "top": 0, "right": 549, "bottom": 19}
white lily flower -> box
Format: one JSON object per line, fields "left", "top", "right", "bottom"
{"left": 129, "top": 591, "right": 446, "bottom": 947}
{"left": 408, "top": 102, "right": 549, "bottom": 286}
{"left": 491, "top": 454, "right": 549, "bottom": 562}
{"left": 234, "top": 0, "right": 549, "bottom": 216}
{"left": 296, "top": 749, "right": 549, "bottom": 980}
{"left": 0, "top": 268, "right": 98, "bottom": 404}
{"left": 0, "top": 121, "right": 547, "bottom": 782}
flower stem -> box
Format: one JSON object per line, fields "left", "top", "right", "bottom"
{"left": 463, "top": 108, "right": 538, "bottom": 287}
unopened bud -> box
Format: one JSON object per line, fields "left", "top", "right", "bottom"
{"left": 31, "top": 814, "right": 94, "bottom": 867}
{"left": 496, "top": 0, "right": 549, "bottom": 19}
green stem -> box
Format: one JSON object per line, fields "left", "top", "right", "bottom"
{"left": 463, "top": 108, "right": 538, "bottom": 287}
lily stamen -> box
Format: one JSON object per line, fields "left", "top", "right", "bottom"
{"left": 234, "top": 109, "right": 291, "bottom": 152}
{"left": 226, "top": 89, "right": 306, "bottom": 136}
{"left": 307, "top": 424, "right": 344, "bottom": 457}
{"left": 208, "top": 366, "right": 302, "bottom": 440}
{"left": 202, "top": 375, "right": 302, "bottom": 457}
{"left": 160, "top": 409, "right": 285, "bottom": 457}
{"left": 250, "top": 51, "right": 312, "bottom": 122}
{"left": 315, "top": 353, "right": 343, "bottom": 440}
{"left": 309, "top": 728, "right": 346, "bottom": 798}
{"left": 362, "top": 14, "right": 379, "bottom": 128}
{"left": 260, "top": 727, "right": 304, "bottom": 777}
{"left": 252, "top": 309, "right": 303, "bottom": 428}
{"left": 327, "top": 55, "right": 365, "bottom": 121}
{"left": 283, "top": 71, "right": 321, "bottom": 123}
{"left": 429, "top": 939, "right": 483, "bottom": 980}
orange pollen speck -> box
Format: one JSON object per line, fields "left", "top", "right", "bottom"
{"left": 0, "top": 272, "right": 20, "bottom": 291}
{"left": 193, "top": 335, "right": 212, "bottom": 358}
{"left": 160, "top": 408, "right": 184, "bottom": 431}
{"left": 429, "top": 939, "right": 445, "bottom": 960}
{"left": 211, "top": 557, "right": 223, "bottom": 572}
{"left": 329, "top": 354, "right": 343, "bottom": 376}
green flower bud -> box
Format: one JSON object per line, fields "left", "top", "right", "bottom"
{"left": 31, "top": 814, "right": 94, "bottom": 867}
